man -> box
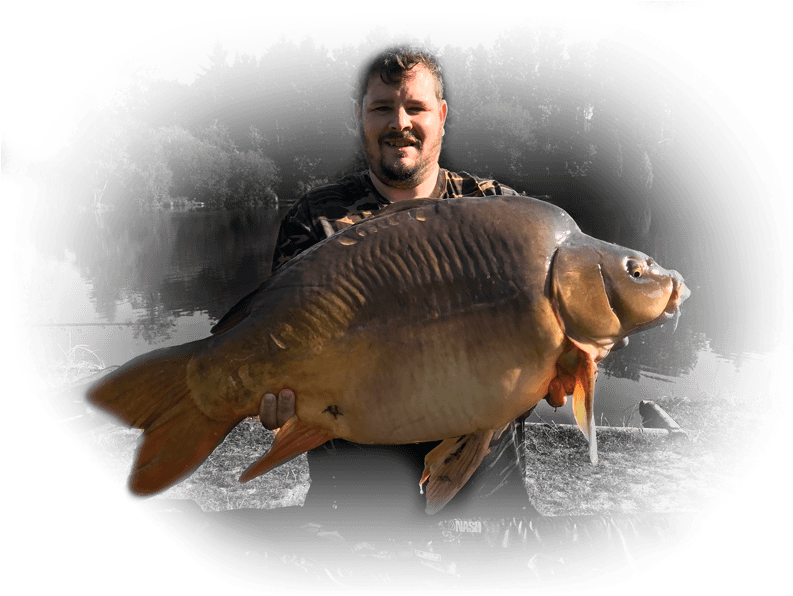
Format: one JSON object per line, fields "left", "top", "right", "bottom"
{"left": 259, "top": 46, "right": 562, "bottom": 522}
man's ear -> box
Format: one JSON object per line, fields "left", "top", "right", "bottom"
{"left": 440, "top": 99, "right": 448, "bottom": 125}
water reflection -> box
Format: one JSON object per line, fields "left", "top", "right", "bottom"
{"left": 599, "top": 323, "right": 707, "bottom": 382}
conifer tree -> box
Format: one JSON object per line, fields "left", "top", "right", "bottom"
{"left": 195, "top": 37, "right": 229, "bottom": 82}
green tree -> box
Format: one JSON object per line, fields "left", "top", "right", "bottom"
{"left": 259, "top": 33, "right": 297, "bottom": 67}
{"left": 331, "top": 42, "right": 358, "bottom": 80}
{"left": 231, "top": 48, "right": 256, "bottom": 70}
{"left": 194, "top": 37, "right": 229, "bottom": 82}
{"left": 248, "top": 125, "right": 266, "bottom": 153}
{"left": 195, "top": 41, "right": 231, "bottom": 106}
{"left": 391, "top": 30, "right": 420, "bottom": 45}
{"left": 355, "top": 25, "right": 392, "bottom": 68}
{"left": 493, "top": 18, "right": 567, "bottom": 84}
{"left": 136, "top": 136, "right": 174, "bottom": 206}
{"left": 83, "top": 54, "right": 157, "bottom": 208}
{"left": 69, "top": 54, "right": 158, "bottom": 208}
{"left": 296, "top": 33, "right": 338, "bottom": 78}
{"left": 195, "top": 120, "right": 237, "bottom": 153}
{"left": 441, "top": 43, "right": 498, "bottom": 173}
{"left": 110, "top": 54, "right": 159, "bottom": 111}
{"left": 492, "top": 28, "right": 594, "bottom": 185}
{"left": 331, "top": 25, "right": 392, "bottom": 82}
{"left": 159, "top": 125, "right": 230, "bottom": 206}
{"left": 158, "top": 123, "right": 279, "bottom": 207}
{"left": 424, "top": 33, "right": 441, "bottom": 54}
{"left": 227, "top": 150, "right": 280, "bottom": 205}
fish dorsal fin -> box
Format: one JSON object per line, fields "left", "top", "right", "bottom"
{"left": 420, "top": 429, "right": 497, "bottom": 514}
{"left": 239, "top": 416, "right": 334, "bottom": 483}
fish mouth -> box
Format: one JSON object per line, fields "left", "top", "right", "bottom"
{"left": 663, "top": 274, "right": 690, "bottom": 332}
{"left": 622, "top": 271, "right": 691, "bottom": 339}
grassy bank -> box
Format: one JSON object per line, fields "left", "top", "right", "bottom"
{"left": 528, "top": 389, "right": 759, "bottom": 515}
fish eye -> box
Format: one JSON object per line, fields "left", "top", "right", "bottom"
{"left": 626, "top": 259, "right": 644, "bottom": 279}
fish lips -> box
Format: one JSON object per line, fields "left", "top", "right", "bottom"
{"left": 627, "top": 271, "right": 690, "bottom": 336}
{"left": 663, "top": 273, "right": 690, "bottom": 333}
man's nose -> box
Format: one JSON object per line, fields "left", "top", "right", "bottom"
{"left": 389, "top": 107, "right": 411, "bottom": 131}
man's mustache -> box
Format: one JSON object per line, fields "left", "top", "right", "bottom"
{"left": 379, "top": 131, "right": 421, "bottom": 146}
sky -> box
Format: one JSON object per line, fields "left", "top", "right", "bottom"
{"left": 1, "top": 14, "right": 612, "bottom": 169}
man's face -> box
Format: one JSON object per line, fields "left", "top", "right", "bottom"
{"left": 359, "top": 65, "right": 447, "bottom": 189}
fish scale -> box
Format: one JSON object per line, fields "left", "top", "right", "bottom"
{"left": 87, "top": 195, "right": 689, "bottom": 512}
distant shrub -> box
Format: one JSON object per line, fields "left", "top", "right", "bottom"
{"left": 126, "top": 123, "right": 283, "bottom": 208}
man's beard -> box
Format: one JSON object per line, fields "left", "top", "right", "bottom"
{"left": 378, "top": 154, "right": 422, "bottom": 185}
{"left": 365, "top": 131, "right": 440, "bottom": 190}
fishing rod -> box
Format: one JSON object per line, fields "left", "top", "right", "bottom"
{"left": 27, "top": 322, "right": 136, "bottom": 327}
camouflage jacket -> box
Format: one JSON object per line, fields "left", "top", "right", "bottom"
{"left": 270, "top": 169, "right": 535, "bottom": 521}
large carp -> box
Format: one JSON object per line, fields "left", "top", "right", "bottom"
{"left": 87, "top": 196, "right": 689, "bottom": 513}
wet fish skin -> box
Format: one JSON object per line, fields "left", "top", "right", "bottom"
{"left": 189, "top": 197, "right": 571, "bottom": 439}
{"left": 87, "top": 196, "right": 688, "bottom": 510}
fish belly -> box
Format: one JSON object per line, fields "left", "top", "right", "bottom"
{"left": 273, "top": 304, "right": 563, "bottom": 445}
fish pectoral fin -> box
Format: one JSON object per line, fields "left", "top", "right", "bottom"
{"left": 571, "top": 348, "right": 599, "bottom": 465}
{"left": 239, "top": 417, "right": 334, "bottom": 483}
{"left": 421, "top": 430, "right": 495, "bottom": 515}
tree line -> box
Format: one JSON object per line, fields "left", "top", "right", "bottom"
{"left": 12, "top": 18, "right": 688, "bottom": 211}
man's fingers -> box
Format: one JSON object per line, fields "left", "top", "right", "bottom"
{"left": 260, "top": 392, "right": 278, "bottom": 429}
{"left": 260, "top": 389, "right": 297, "bottom": 430}
{"left": 277, "top": 389, "right": 295, "bottom": 426}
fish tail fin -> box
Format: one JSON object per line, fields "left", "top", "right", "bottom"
{"left": 239, "top": 416, "right": 334, "bottom": 483}
{"left": 86, "top": 342, "right": 238, "bottom": 496}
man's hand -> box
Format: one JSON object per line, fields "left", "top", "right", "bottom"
{"left": 259, "top": 389, "right": 296, "bottom": 430}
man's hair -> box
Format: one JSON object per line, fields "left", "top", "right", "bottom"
{"left": 357, "top": 46, "right": 444, "bottom": 106}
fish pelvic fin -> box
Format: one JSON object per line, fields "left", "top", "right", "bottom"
{"left": 421, "top": 429, "right": 496, "bottom": 515}
{"left": 239, "top": 417, "right": 334, "bottom": 483}
{"left": 570, "top": 347, "right": 599, "bottom": 465}
{"left": 85, "top": 342, "right": 238, "bottom": 495}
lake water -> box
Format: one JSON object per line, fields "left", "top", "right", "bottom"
{"left": 21, "top": 204, "right": 779, "bottom": 429}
